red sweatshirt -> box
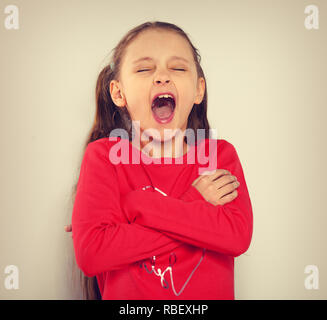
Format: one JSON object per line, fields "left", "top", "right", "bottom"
{"left": 72, "top": 136, "right": 253, "bottom": 300}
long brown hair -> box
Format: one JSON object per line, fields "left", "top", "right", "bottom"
{"left": 71, "top": 20, "right": 211, "bottom": 300}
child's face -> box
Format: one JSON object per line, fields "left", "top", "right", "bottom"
{"left": 110, "top": 29, "right": 205, "bottom": 141}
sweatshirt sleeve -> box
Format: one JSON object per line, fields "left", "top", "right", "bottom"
{"left": 122, "top": 140, "right": 253, "bottom": 257}
{"left": 179, "top": 183, "right": 207, "bottom": 202}
{"left": 71, "top": 140, "right": 182, "bottom": 277}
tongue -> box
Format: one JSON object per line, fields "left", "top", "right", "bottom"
{"left": 152, "top": 104, "right": 173, "bottom": 119}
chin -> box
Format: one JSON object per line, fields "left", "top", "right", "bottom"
{"left": 141, "top": 117, "right": 185, "bottom": 139}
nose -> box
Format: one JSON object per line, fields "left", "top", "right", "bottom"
{"left": 153, "top": 68, "right": 171, "bottom": 85}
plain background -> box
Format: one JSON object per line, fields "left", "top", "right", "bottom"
{"left": 0, "top": 0, "right": 326, "bottom": 299}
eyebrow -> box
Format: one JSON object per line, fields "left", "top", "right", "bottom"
{"left": 132, "top": 56, "right": 190, "bottom": 64}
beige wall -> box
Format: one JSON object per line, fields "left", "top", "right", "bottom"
{"left": 0, "top": 0, "right": 326, "bottom": 299}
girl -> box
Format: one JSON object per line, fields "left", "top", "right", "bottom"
{"left": 65, "top": 21, "right": 253, "bottom": 300}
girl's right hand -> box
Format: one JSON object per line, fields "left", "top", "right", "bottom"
{"left": 191, "top": 169, "right": 240, "bottom": 206}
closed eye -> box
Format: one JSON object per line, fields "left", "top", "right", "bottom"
{"left": 137, "top": 68, "right": 186, "bottom": 72}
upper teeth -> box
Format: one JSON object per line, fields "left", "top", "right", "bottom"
{"left": 157, "top": 94, "right": 174, "bottom": 99}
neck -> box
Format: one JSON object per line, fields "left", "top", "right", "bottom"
{"left": 132, "top": 130, "right": 188, "bottom": 159}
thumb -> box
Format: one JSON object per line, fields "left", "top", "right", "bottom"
{"left": 192, "top": 170, "right": 217, "bottom": 186}
{"left": 192, "top": 174, "right": 205, "bottom": 186}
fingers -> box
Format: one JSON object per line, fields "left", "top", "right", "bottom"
{"left": 219, "top": 189, "right": 238, "bottom": 204}
{"left": 214, "top": 174, "right": 239, "bottom": 190}
{"left": 64, "top": 224, "right": 72, "bottom": 232}
{"left": 191, "top": 169, "right": 240, "bottom": 205}
{"left": 217, "top": 181, "right": 239, "bottom": 200}
{"left": 209, "top": 169, "right": 231, "bottom": 182}
{"left": 192, "top": 169, "right": 230, "bottom": 186}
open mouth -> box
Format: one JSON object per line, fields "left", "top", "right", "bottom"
{"left": 151, "top": 94, "right": 176, "bottom": 123}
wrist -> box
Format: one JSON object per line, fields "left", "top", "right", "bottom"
{"left": 180, "top": 185, "right": 206, "bottom": 202}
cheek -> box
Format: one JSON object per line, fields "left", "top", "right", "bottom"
{"left": 126, "top": 102, "right": 150, "bottom": 124}
{"left": 178, "top": 77, "right": 197, "bottom": 97}
{"left": 178, "top": 83, "right": 197, "bottom": 111}
{"left": 126, "top": 82, "right": 150, "bottom": 106}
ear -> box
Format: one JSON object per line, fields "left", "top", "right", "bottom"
{"left": 109, "top": 80, "right": 126, "bottom": 107}
{"left": 194, "top": 77, "right": 205, "bottom": 105}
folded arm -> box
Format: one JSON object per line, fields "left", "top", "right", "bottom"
{"left": 122, "top": 141, "right": 253, "bottom": 257}
{"left": 72, "top": 141, "right": 183, "bottom": 277}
